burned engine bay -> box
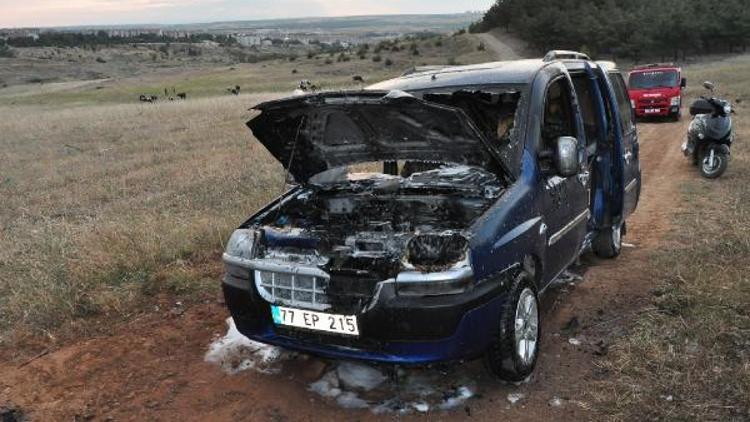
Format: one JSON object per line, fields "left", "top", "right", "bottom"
{"left": 246, "top": 165, "right": 504, "bottom": 312}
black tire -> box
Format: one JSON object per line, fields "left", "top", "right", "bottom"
{"left": 485, "top": 273, "right": 540, "bottom": 382}
{"left": 671, "top": 111, "right": 681, "bottom": 122}
{"left": 593, "top": 222, "right": 623, "bottom": 259}
{"left": 700, "top": 150, "right": 728, "bottom": 179}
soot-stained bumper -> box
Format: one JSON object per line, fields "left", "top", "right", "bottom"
{"left": 222, "top": 266, "right": 507, "bottom": 364}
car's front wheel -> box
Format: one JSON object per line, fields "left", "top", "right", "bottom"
{"left": 485, "top": 274, "right": 540, "bottom": 381}
{"left": 593, "top": 222, "right": 623, "bottom": 258}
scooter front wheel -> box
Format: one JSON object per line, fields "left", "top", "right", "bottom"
{"left": 700, "top": 149, "right": 728, "bottom": 179}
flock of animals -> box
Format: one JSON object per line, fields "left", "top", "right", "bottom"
{"left": 138, "top": 88, "right": 187, "bottom": 103}
{"left": 138, "top": 87, "right": 187, "bottom": 103}
{"left": 137, "top": 75, "right": 366, "bottom": 103}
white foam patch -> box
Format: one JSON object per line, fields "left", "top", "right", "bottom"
{"left": 308, "top": 361, "right": 476, "bottom": 414}
{"left": 336, "top": 361, "right": 387, "bottom": 392}
{"left": 507, "top": 392, "right": 526, "bottom": 404}
{"left": 205, "top": 320, "right": 480, "bottom": 414}
{"left": 438, "top": 386, "right": 475, "bottom": 410}
{"left": 205, "top": 318, "right": 293, "bottom": 375}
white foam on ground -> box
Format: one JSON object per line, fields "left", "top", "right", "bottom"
{"left": 336, "top": 361, "right": 387, "bottom": 391}
{"left": 438, "top": 386, "right": 475, "bottom": 410}
{"left": 205, "top": 320, "right": 479, "bottom": 414}
{"left": 308, "top": 361, "right": 476, "bottom": 414}
{"left": 507, "top": 392, "right": 526, "bottom": 404}
{"left": 335, "top": 391, "right": 370, "bottom": 409}
{"left": 205, "top": 318, "right": 292, "bottom": 375}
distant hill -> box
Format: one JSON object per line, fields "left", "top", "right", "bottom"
{"left": 29, "top": 13, "right": 483, "bottom": 35}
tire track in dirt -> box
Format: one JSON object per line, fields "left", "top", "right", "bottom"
{"left": 0, "top": 119, "right": 691, "bottom": 421}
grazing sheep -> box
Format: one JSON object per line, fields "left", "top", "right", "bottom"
{"left": 293, "top": 80, "right": 320, "bottom": 96}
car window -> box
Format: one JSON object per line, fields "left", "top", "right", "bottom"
{"left": 542, "top": 77, "right": 577, "bottom": 150}
{"left": 610, "top": 72, "right": 635, "bottom": 133}
{"left": 571, "top": 74, "right": 598, "bottom": 147}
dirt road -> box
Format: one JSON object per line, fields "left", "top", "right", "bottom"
{"left": 476, "top": 29, "right": 529, "bottom": 60}
{"left": 0, "top": 119, "right": 690, "bottom": 421}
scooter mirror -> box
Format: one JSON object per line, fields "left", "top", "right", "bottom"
{"left": 681, "top": 78, "right": 687, "bottom": 88}
{"left": 703, "top": 81, "right": 715, "bottom": 91}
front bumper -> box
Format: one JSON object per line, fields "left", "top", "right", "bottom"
{"left": 222, "top": 265, "right": 508, "bottom": 364}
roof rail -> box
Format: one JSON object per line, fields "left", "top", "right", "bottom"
{"left": 543, "top": 50, "right": 591, "bottom": 62}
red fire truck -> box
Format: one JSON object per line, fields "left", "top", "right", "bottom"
{"left": 628, "top": 64, "right": 687, "bottom": 121}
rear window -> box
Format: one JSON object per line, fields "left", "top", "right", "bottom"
{"left": 628, "top": 70, "right": 679, "bottom": 90}
{"left": 610, "top": 73, "right": 635, "bottom": 133}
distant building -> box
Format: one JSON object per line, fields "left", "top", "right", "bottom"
{"left": 236, "top": 35, "right": 262, "bottom": 46}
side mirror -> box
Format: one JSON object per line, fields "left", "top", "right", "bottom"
{"left": 681, "top": 78, "right": 687, "bottom": 89}
{"left": 703, "top": 81, "right": 715, "bottom": 92}
{"left": 555, "top": 136, "right": 579, "bottom": 177}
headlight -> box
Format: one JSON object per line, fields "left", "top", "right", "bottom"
{"left": 397, "top": 233, "right": 473, "bottom": 296}
{"left": 630, "top": 99, "right": 636, "bottom": 109}
{"left": 724, "top": 105, "right": 732, "bottom": 115}
{"left": 670, "top": 96, "right": 681, "bottom": 106}
{"left": 225, "top": 229, "right": 257, "bottom": 260}
{"left": 406, "top": 233, "right": 468, "bottom": 269}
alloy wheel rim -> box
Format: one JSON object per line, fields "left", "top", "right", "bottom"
{"left": 702, "top": 155, "right": 721, "bottom": 174}
{"left": 514, "top": 288, "right": 539, "bottom": 366}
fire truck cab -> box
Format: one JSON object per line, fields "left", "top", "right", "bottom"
{"left": 628, "top": 64, "right": 686, "bottom": 121}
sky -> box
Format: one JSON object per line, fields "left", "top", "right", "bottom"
{"left": 0, "top": 0, "right": 495, "bottom": 28}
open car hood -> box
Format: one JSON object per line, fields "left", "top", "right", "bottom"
{"left": 247, "top": 90, "right": 506, "bottom": 183}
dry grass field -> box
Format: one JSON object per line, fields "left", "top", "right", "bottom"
{"left": 0, "top": 95, "right": 284, "bottom": 340}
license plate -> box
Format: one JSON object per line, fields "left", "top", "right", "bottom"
{"left": 645, "top": 108, "right": 661, "bottom": 114}
{"left": 271, "top": 305, "right": 359, "bottom": 336}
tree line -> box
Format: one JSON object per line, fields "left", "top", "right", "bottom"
{"left": 4, "top": 31, "right": 237, "bottom": 49}
{"left": 470, "top": 0, "right": 750, "bottom": 62}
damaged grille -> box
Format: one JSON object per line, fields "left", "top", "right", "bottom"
{"left": 253, "top": 263, "right": 381, "bottom": 313}
{"left": 254, "top": 269, "right": 330, "bottom": 311}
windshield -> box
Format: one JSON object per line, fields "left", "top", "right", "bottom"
{"left": 629, "top": 70, "right": 679, "bottom": 90}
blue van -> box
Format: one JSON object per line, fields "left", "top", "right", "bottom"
{"left": 221, "top": 51, "right": 641, "bottom": 380}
